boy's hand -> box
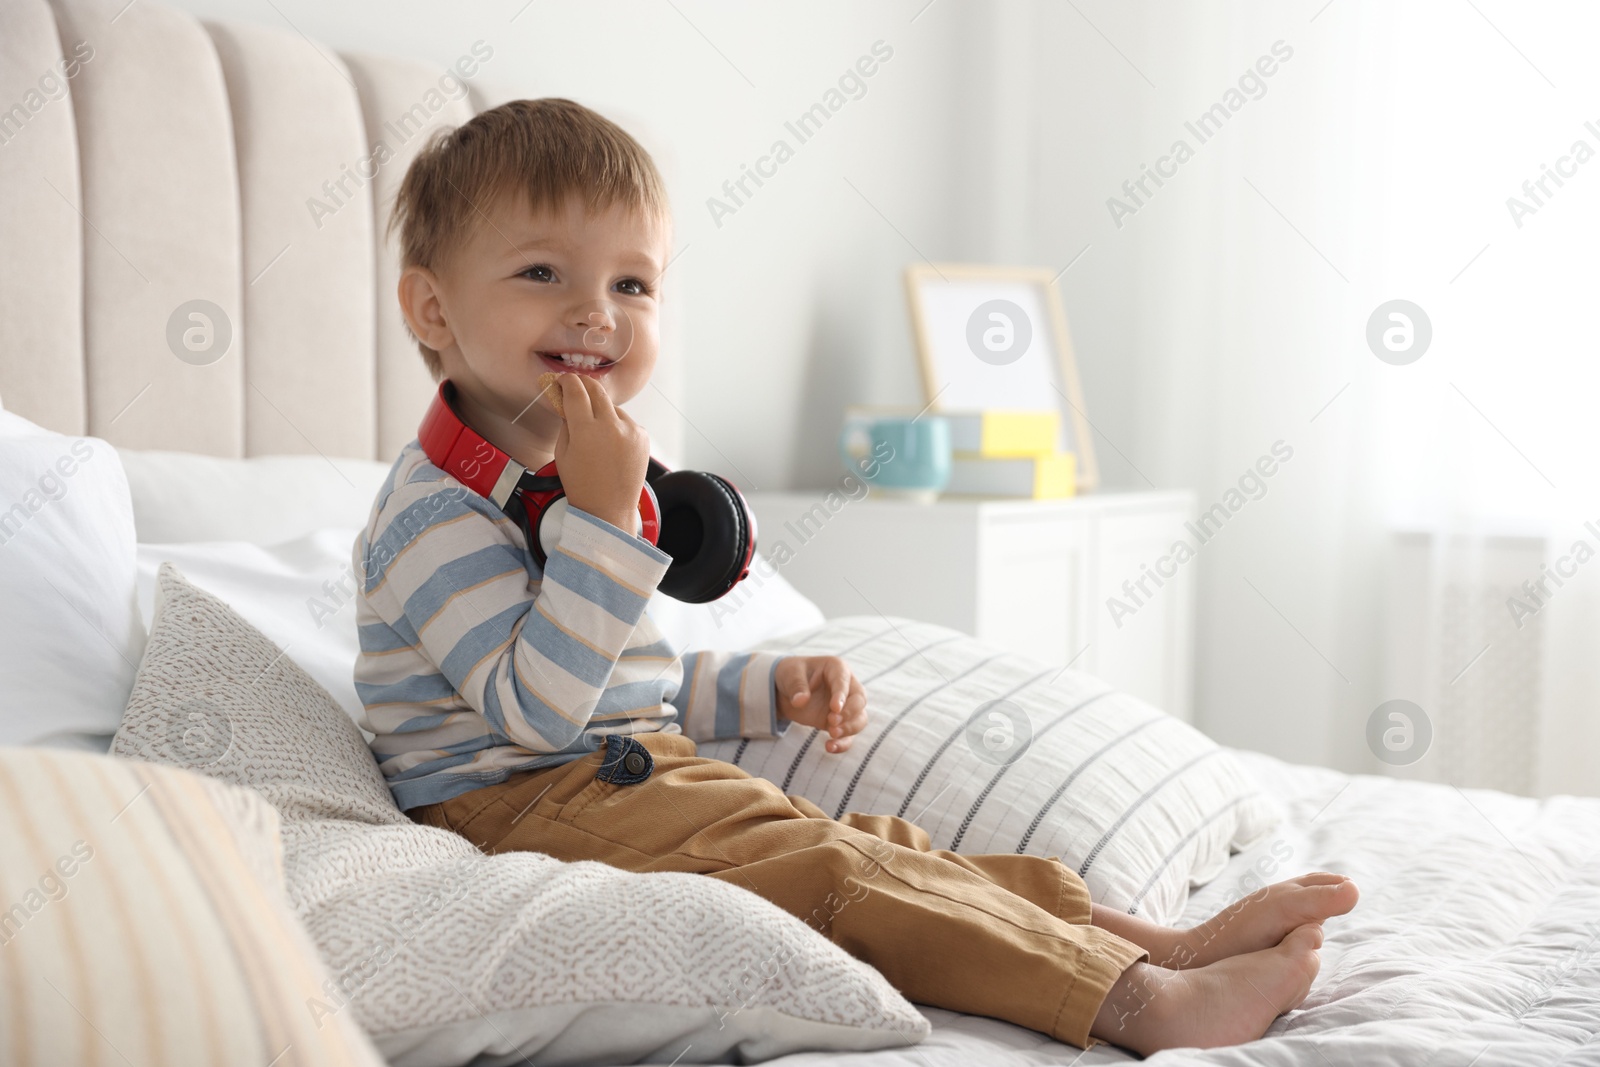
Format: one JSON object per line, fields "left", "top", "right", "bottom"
{"left": 776, "top": 655, "right": 867, "bottom": 754}
{"left": 551, "top": 373, "right": 650, "bottom": 533}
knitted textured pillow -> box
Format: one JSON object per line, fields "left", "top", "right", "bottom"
{"left": 112, "top": 564, "right": 929, "bottom": 1067}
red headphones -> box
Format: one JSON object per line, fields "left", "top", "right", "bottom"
{"left": 417, "top": 380, "right": 757, "bottom": 603}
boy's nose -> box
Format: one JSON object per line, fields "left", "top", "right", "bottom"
{"left": 567, "top": 300, "right": 634, "bottom": 361}
{"left": 568, "top": 299, "right": 616, "bottom": 334}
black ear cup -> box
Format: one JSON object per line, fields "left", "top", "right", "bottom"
{"left": 650, "top": 470, "right": 753, "bottom": 603}
{"left": 508, "top": 468, "right": 567, "bottom": 569}
{"left": 504, "top": 492, "right": 553, "bottom": 570}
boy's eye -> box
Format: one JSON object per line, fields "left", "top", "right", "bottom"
{"left": 518, "top": 264, "right": 555, "bottom": 283}
{"left": 615, "top": 278, "right": 650, "bottom": 296}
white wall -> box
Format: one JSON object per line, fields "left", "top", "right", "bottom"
{"left": 1014, "top": 0, "right": 1600, "bottom": 794}
{"left": 159, "top": 0, "right": 1600, "bottom": 789}
{"left": 163, "top": 0, "right": 1001, "bottom": 493}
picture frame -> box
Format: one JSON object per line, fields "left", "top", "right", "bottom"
{"left": 903, "top": 263, "right": 1100, "bottom": 491}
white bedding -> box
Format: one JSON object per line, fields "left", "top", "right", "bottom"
{"left": 126, "top": 531, "right": 1600, "bottom": 1064}
{"left": 129, "top": 528, "right": 824, "bottom": 731}
{"left": 747, "top": 749, "right": 1600, "bottom": 1066}
{"left": 103, "top": 454, "right": 1600, "bottom": 1064}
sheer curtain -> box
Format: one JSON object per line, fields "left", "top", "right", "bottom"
{"left": 1024, "top": 0, "right": 1600, "bottom": 795}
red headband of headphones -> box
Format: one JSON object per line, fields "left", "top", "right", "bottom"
{"left": 417, "top": 379, "right": 661, "bottom": 545}
{"left": 416, "top": 380, "right": 758, "bottom": 603}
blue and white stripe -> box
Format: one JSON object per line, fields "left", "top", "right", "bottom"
{"left": 353, "top": 442, "right": 790, "bottom": 811}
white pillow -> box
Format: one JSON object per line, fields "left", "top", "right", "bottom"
{"left": 134, "top": 530, "right": 371, "bottom": 726}
{"left": 704, "top": 615, "right": 1283, "bottom": 926}
{"left": 120, "top": 445, "right": 826, "bottom": 654}
{"left": 651, "top": 549, "right": 824, "bottom": 651}
{"left": 115, "top": 448, "right": 394, "bottom": 544}
{"left": 0, "top": 408, "right": 144, "bottom": 748}
{"left": 132, "top": 530, "right": 824, "bottom": 732}
{"left": 112, "top": 564, "right": 931, "bottom": 1066}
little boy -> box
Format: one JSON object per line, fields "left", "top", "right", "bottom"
{"left": 353, "top": 97, "right": 1357, "bottom": 1053}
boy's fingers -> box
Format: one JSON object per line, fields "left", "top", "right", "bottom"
{"left": 807, "top": 661, "right": 829, "bottom": 696}
{"left": 778, "top": 659, "right": 808, "bottom": 705}
{"left": 559, "top": 373, "right": 594, "bottom": 422}
{"left": 832, "top": 690, "right": 865, "bottom": 738}
{"left": 842, "top": 680, "right": 868, "bottom": 733}
{"left": 580, "top": 372, "right": 617, "bottom": 419}
{"left": 826, "top": 660, "right": 851, "bottom": 713}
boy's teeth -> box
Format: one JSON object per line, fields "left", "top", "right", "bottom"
{"left": 553, "top": 352, "right": 605, "bottom": 368}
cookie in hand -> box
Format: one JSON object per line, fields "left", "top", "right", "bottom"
{"left": 537, "top": 371, "right": 565, "bottom": 417}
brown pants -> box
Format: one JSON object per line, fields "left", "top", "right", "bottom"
{"left": 408, "top": 731, "right": 1147, "bottom": 1049}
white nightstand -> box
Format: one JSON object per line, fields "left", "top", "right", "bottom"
{"left": 745, "top": 489, "right": 1197, "bottom": 722}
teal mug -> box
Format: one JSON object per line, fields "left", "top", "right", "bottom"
{"left": 838, "top": 412, "right": 951, "bottom": 498}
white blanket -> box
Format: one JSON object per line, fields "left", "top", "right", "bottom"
{"left": 746, "top": 749, "right": 1600, "bottom": 1066}
{"left": 123, "top": 531, "right": 1600, "bottom": 1064}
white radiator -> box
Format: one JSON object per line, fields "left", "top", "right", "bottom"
{"left": 1383, "top": 530, "right": 1548, "bottom": 794}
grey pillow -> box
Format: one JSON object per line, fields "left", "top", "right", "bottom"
{"left": 113, "top": 563, "right": 930, "bottom": 1066}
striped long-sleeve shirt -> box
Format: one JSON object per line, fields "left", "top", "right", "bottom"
{"left": 352, "top": 441, "right": 792, "bottom": 811}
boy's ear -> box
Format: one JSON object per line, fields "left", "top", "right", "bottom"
{"left": 397, "top": 265, "right": 455, "bottom": 352}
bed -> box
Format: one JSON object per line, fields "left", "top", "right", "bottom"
{"left": 765, "top": 752, "right": 1600, "bottom": 1066}
{"left": 2, "top": 1, "right": 1599, "bottom": 1065}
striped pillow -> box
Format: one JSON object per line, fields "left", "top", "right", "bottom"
{"left": 697, "top": 617, "right": 1281, "bottom": 925}
{"left": 0, "top": 748, "right": 384, "bottom": 1066}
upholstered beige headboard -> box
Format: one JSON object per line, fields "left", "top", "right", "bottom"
{"left": 0, "top": 0, "right": 683, "bottom": 463}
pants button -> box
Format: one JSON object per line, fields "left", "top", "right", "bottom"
{"left": 598, "top": 734, "right": 653, "bottom": 784}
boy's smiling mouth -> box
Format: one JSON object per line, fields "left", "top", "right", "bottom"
{"left": 537, "top": 350, "right": 617, "bottom": 376}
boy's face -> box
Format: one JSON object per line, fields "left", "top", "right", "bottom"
{"left": 410, "top": 190, "right": 668, "bottom": 432}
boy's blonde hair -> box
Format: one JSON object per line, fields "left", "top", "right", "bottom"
{"left": 387, "top": 97, "right": 669, "bottom": 379}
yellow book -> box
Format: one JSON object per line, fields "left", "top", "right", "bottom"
{"left": 944, "top": 452, "right": 1076, "bottom": 499}
{"left": 941, "top": 409, "right": 1059, "bottom": 458}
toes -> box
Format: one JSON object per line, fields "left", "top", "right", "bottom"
{"left": 1303, "top": 880, "right": 1360, "bottom": 918}
{"left": 1291, "top": 872, "right": 1349, "bottom": 887}
{"left": 1278, "top": 924, "right": 1324, "bottom": 1004}
{"left": 1283, "top": 922, "right": 1324, "bottom": 952}
{"left": 1283, "top": 877, "right": 1359, "bottom": 924}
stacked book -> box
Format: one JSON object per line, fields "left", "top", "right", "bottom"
{"left": 942, "top": 409, "right": 1076, "bottom": 499}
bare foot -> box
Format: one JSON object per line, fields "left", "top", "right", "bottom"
{"left": 1159, "top": 873, "right": 1358, "bottom": 969}
{"left": 1091, "top": 923, "right": 1323, "bottom": 1054}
